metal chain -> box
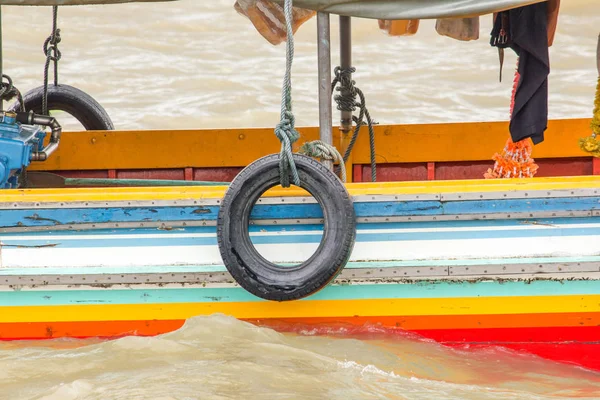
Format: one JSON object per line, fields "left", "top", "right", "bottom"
{"left": 0, "top": 74, "right": 24, "bottom": 111}
{"left": 331, "top": 67, "right": 377, "bottom": 182}
{"left": 42, "top": 6, "right": 61, "bottom": 115}
{"left": 0, "top": 74, "right": 12, "bottom": 101}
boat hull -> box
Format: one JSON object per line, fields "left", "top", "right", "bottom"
{"left": 2, "top": 176, "right": 600, "bottom": 370}
{"left": 1, "top": 280, "right": 600, "bottom": 370}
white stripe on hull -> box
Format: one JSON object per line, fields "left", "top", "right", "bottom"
{"left": 2, "top": 235, "right": 600, "bottom": 268}
{"left": 1, "top": 222, "right": 597, "bottom": 242}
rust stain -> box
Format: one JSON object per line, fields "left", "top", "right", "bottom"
{"left": 45, "top": 326, "right": 54, "bottom": 338}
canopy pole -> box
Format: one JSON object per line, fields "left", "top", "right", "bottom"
{"left": 339, "top": 16, "right": 352, "bottom": 134}
{"left": 317, "top": 12, "right": 333, "bottom": 169}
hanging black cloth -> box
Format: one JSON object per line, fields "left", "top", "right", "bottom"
{"left": 491, "top": 2, "right": 550, "bottom": 145}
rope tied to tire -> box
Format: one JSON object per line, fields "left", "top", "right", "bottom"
{"left": 218, "top": 0, "right": 357, "bottom": 301}
{"left": 275, "top": 0, "right": 346, "bottom": 187}
{"left": 42, "top": 6, "right": 61, "bottom": 116}
{"left": 331, "top": 66, "right": 377, "bottom": 182}
{"left": 274, "top": 0, "right": 301, "bottom": 188}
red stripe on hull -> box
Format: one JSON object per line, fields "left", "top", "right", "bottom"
{"left": 414, "top": 326, "right": 600, "bottom": 344}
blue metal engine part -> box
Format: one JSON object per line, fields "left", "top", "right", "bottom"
{"left": 0, "top": 111, "right": 47, "bottom": 189}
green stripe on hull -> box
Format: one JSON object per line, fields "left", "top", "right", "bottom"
{"left": 1, "top": 279, "right": 600, "bottom": 307}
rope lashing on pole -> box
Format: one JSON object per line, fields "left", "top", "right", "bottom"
{"left": 331, "top": 66, "right": 377, "bottom": 182}
{"left": 299, "top": 140, "right": 346, "bottom": 182}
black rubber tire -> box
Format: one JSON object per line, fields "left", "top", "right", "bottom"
{"left": 217, "top": 154, "right": 356, "bottom": 302}
{"left": 9, "top": 84, "right": 114, "bottom": 130}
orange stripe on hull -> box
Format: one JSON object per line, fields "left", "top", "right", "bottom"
{"left": 250, "top": 312, "right": 600, "bottom": 331}
{"left": 0, "top": 320, "right": 185, "bottom": 340}
{"left": 2, "top": 312, "right": 600, "bottom": 340}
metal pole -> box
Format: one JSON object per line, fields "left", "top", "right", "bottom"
{"left": 317, "top": 12, "right": 333, "bottom": 170}
{"left": 339, "top": 16, "right": 352, "bottom": 134}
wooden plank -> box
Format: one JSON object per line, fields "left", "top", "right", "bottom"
{"left": 351, "top": 119, "right": 592, "bottom": 164}
{"left": 27, "top": 119, "right": 592, "bottom": 171}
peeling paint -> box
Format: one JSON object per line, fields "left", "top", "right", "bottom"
{"left": 24, "top": 214, "right": 61, "bottom": 225}
{"left": 1, "top": 243, "right": 59, "bottom": 249}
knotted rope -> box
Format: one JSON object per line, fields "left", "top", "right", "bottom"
{"left": 274, "top": 0, "right": 301, "bottom": 188}
{"left": 0, "top": 74, "right": 24, "bottom": 112}
{"left": 331, "top": 67, "right": 377, "bottom": 182}
{"left": 299, "top": 140, "right": 346, "bottom": 182}
{"left": 42, "top": 6, "right": 61, "bottom": 116}
{"left": 274, "top": 0, "right": 354, "bottom": 186}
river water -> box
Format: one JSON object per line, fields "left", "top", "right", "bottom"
{"left": 2, "top": 0, "right": 600, "bottom": 130}
{"left": 2, "top": 315, "right": 600, "bottom": 400}
{"left": 2, "top": 1, "right": 600, "bottom": 399}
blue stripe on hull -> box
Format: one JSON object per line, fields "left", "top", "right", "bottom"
{"left": 2, "top": 196, "right": 600, "bottom": 228}
{"left": 2, "top": 218, "right": 600, "bottom": 248}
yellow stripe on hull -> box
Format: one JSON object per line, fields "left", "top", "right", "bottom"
{"left": 2, "top": 295, "right": 599, "bottom": 323}
{"left": 4, "top": 175, "right": 600, "bottom": 204}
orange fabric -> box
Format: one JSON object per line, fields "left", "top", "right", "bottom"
{"left": 377, "top": 20, "right": 420, "bottom": 36}
{"left": 485, "top": 60, "right": 539, "bottom": 179}
{"left": 234, "top": 0, "right": 315, "bottom": 45}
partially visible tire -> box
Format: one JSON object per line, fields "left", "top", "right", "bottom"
{"left": 217, "top": 154, "right": 356, "bottom": 301}
{"left": 9, "top": 84, "right": 114, "bottom": 130}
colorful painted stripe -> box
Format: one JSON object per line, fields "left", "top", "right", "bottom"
{"left": 4, "top": 175, "right": 600, "bottom": 204}
{"left": 2, "top": 255, "right": 600, "bottom": 276}
{"left": 1, "top": 294, "right": 600, "bottom": 323}
{"left": 3, "top": 217, "right": 600, "bottom": 267}
{"left": 3, "top": 219, "right": 600, "bottom": 247}
{"left": 2, "top": 196, "right": 600, "bottom": 228}
{"left": 2, "top": 280, "right": 600, "bottom": 305}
